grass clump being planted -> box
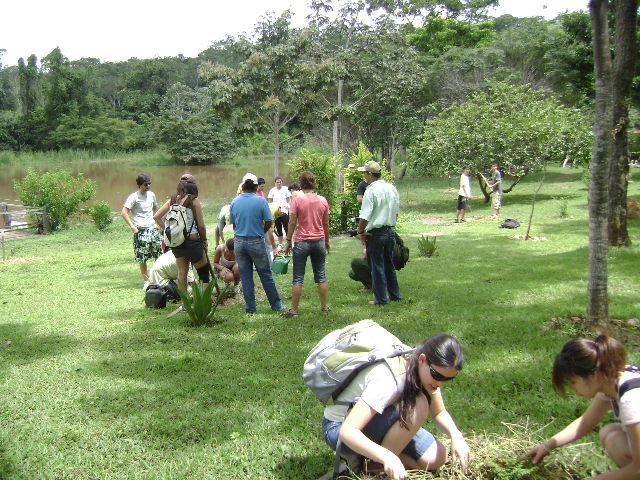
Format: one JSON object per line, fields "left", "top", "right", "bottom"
{"left": 0, "top": 167, "right": 638, "bottom": 479}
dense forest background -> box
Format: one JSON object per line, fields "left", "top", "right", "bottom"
{"left": 1, "top": 0, "right": 639, "bottom": 170}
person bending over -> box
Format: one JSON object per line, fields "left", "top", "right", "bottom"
{"left": 322, "top": 334, "right": 470, "bottom": 480}
{"left": 527, "top": 335, "right": 640, "bottom": 479}
{"left": 154, "top": 179, "right": 209, "bottom": 293}
{"left": 213, "top": 238, "right": 240, "bottom": 288}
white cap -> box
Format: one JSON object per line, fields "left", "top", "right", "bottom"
{"left": 242, "top": 173, "right": 258, "bottom": 185}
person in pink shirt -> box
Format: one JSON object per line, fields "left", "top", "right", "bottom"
{"left": 282, "top": 171, "right": 330, "bottom": 317}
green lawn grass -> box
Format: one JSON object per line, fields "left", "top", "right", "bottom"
{"left": 1, "top": 167, "right": 639, "bottom": 479}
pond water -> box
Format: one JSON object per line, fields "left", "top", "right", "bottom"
{"left": 1, "top": 157, "right": 290, "bottom": 211}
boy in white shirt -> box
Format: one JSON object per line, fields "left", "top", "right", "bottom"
{"left": 456, "top": 165, "right": 471, "bottom": 223}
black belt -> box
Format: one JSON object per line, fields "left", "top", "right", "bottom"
{"left": 368, "top": 226, "right": 394, "bottom": 233}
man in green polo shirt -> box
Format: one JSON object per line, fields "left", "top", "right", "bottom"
{"left": 356, "top": 161, "right": 401, "bottom": 305}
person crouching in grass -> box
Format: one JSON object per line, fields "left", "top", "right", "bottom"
{"left": 527, "top": 335, "right": 640, "bottom": 479}
{"left": 213, "top": 238, "right": 240, "bottom": 289}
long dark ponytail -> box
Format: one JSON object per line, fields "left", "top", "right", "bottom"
{"left": 398, "top": 334, "right": 463, "bottom": 429}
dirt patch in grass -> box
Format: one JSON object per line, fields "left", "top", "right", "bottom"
{"left": 511, "top": 234, "right": 548, "bottom": 242}
{"left": 0, "top": 256, "right": 43, "bottom": 265}
{"left": 422, "top": 216, "right": 447, "bottom": 225}
{"left": 544, "top": 315, "right": 640, "bottom": 349}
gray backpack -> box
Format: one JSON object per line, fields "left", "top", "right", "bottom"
{"left": 163, "top": 199, "right": 195, "bottom": 248}
{"left": 303, "top": 320, "right": 413, "bottom": 406}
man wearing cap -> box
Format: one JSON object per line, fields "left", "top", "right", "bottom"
{"left": 230, "top": 173, "right": 285, "bottom": 314}
{"left": 356, "top": 161, "right": 401, "bottom": 305}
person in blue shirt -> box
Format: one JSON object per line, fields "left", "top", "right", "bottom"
{"left": 230, "top": 173, "right": 285, "bottom": 314}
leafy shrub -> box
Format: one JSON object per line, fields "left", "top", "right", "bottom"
{"left": 417, "top": 235, "right": 437, "bottom": 257}
{"left": 14, "top": 170, "right": 96, "bottom": 231}
{"left": 0, "top": 111, "right": 19, "bottom": 151}
{"left": 412, "top": 82, "right": 592, "bottom": 178}
{"left": 88, "top": 201, "right": 113, "bottom": 230}
{"left": 338, "top": 142, "right": 394, "bottom": 233}
{"left": 47, "top": 115, "right": 147, "bottom": 151}
{"left": 556, "top": 195, "right": 569, "bottom": 218}
{"left": 155, "top": 112, "right": 236, "bottom": 164}
{"left": 288, "top": 147, "right": 340, "bottom": 228}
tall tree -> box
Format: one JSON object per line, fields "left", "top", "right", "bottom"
{"left": 607, "top": 0, "right": 637, "bottom": 247}
{"left": 202, "top": 12, "right": 333, "bottom": 177}
{"left": 17, "top": 54, "right": 38, "bottom": 117}
{"left": 587, "top": 0, "right": 613, "bottom": 325}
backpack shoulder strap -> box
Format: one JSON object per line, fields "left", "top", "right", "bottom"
{"left": 619, "top": 377, "right": 640, "bottom": 398}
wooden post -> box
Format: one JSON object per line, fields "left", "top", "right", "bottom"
{"left": 42, "top": 211, "right": 50, "bottom": 234}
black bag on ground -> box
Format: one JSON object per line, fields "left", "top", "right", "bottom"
{"left": 145, "top": 284, "right": 167, "bottom": 309}
{"left": 164, "top": 280, "right": 181, "bottom": 303}
{"left": 500, "top": 218, "right": 520, "bottom": 229}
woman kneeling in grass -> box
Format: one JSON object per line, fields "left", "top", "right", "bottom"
{"left": 528, "top": 335, "right": 640, "bottom": 479}
{"left": 322, "top": 334, "right": 470, "bottom": 480}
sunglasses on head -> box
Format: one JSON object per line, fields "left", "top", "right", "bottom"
{"left": 429, "top": 364, "right": 456, "bottom": 382}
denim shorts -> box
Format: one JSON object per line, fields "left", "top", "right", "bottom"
{"left": 292, "top": 239, "right": 327, "bottom": 285}
{"left": 322, "top": 404, "right": 436, "bottom": 461}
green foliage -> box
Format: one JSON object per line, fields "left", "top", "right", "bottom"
{"left": 337, "top": 142, "right": 395, "bottom": 232}
{"left": 17, "top": 54, "right": 38, "bottom": 117}
{"left": 13, "top": 170, "right": 96, "bottom": 230}
{"left": 407, "top": 15, "right": 496, "bottom": 56}
{"left": 177, "top": 280, "right": 227, "bottom": 326}
{"left": 88, "top": 201, "right": 113, "bottom": 230}
{"left": 47, "top": 115, "right": 147, "bottom": 151}
{"left": 288, "top": 146, "right": 339, "bottom": 207}
{"left": 0, "top": 111, "right": 19, "bottom": 151}
{"left": 155, "top": 112, "right": 236, "bottom": 165}
{"left": 411, "top": 82, "right": 593, "bottom": 178}
{"left": 556, "top": 195, "right": 569, "bottom": 218}
{"left": 235, "top": 130, "right": 304, "bottom": 157}
{"left": 417, "top": 235, "right": 437, "bottom": 257}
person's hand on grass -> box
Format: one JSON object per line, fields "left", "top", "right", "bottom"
{"left": 451, "top": 434, "right": 470, "bottom": 473}
{"left": 382, "top": 450, "right": 406, "bottom": 480}
{"left": 526, "top": 441, "right": 552, "bottom": 464}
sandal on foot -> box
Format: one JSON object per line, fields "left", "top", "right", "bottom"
{"left": 320, "top": 307, "right": 331, "bottom": 314}
{"left": 281, "top": 309, "right": 298, "bottom": 318}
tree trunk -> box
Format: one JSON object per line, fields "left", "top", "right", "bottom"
{"left": 525, "top": 171, "right": 545, "bottom": 240}
{"left": 587, "top": 0, "right": 613, "bottom": 326}
{"left": 608, "top": 0, "right": 637, "bottom": 247}
{"left": 390, "top": 135, "right": 396, "bottom": 179}
{"left": 273, "top": 122, "right": 280, "bottom": 179}
{"left": 476, "top": 173, "right": 491, "bottom": 203}
{"left": 336, "top": 79, "right": 344, "bottom": 193}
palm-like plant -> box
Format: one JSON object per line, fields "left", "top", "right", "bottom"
{"left": 177, "top": 277, "right": 231, "bottom": 326}
{"left": 417, "top": 235, "right": 437, "bottom": 257}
